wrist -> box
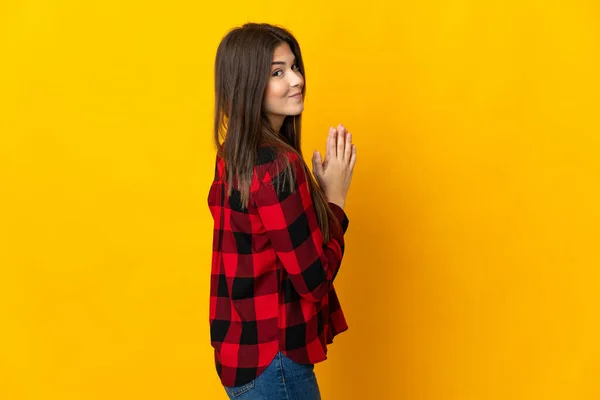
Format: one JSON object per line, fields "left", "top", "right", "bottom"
{"left": 327, "top": 198, "right": 345, "bottom": 210}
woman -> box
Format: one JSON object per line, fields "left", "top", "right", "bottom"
{"left": 208, "top": 22, "right": 357, "bottom": 399}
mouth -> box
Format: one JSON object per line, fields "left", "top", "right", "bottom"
{"left": 289, "top": 92, "right": 303, "bottom": 98}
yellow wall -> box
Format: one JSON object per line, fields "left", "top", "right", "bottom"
{"left": 1, "top": 1, "right": 599, "bottom": 399}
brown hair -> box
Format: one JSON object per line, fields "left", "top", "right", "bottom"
{"left": 213, "top": 22, "right": 339, "bottom": 243}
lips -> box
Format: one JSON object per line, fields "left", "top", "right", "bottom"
{"left": 289, "top": 92, "right": 302, "bottom": 98}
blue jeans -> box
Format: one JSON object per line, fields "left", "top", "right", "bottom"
{"left": 223, "top": 351, "right": 321, "bottom": 399}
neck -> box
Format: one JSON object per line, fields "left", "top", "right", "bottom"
{"left": 269, "top": 115, "right": 285, "bottom": 134}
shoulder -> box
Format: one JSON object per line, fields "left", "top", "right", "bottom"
{"left": 213, "top": 145, "right": 288, "bottom": 180}
{"left": 257, "top": 145, "right": 300, "bottom": 167}
{"left": 214, "top": 146, "right": 304, "bottom": 190}
{"left": 256, "top": 146, "right": 303, "bottom": 182}
{"left": 257, "top": 145, "right": 279, "bottom": 166}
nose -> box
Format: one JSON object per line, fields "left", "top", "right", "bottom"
{"left": 289, "top": 69, "right": 303, "bottom": 88}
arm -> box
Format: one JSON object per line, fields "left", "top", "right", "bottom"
{"left": 255, "top": 153, "right": 349, "bottom": 303}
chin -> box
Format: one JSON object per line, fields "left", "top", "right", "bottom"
{"left": 288, "top": 106, "right": 304, "bottom": 116}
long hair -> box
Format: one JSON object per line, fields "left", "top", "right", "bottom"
{"left": 213, "top": 22, "right": 339, "bottom": 243}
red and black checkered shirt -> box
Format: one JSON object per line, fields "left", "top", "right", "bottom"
{"left": 207, "top": 146, "right": 349, "bottom": 388}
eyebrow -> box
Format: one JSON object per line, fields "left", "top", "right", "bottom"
{"left": 271, "top": 57, "right": 296, "bottom": 66}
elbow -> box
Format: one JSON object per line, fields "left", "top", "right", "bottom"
{"left": 297, "top": 264, "right": 335, "bottom": 303}
{"left": 287, "top": 256, "right": 340, "bottom": 303}
{"left": 300, "top": 281, "right": 332, "bottom": 303}
{"left": 284, "top": 276, "right": 331, "bottom": 303}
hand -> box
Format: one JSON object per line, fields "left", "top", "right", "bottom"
{"left": 312, "top": 124, "right": 346, "bottom": 187}
{"left": 312, "top": 124, "right": 357, "bottom": 209}
{"left": 312, "top": 126, "right": 333, "bottom": 188}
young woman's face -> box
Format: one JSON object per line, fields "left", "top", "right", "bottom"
{"left": 263, "top": 42, "right": 304, "bottom": 131}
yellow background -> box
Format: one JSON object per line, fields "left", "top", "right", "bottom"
{"left": 1, "top": 1, "right": 599, "bottom": 399}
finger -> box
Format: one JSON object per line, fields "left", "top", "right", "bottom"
{"left": 326, "top": 127, "right": 334, "bottom": 164}
{"left": 344, "top": 132, "right": 352, "bottom": 163}
{"left": 331, "top": 127, "right": 339, "bottom": 159}
{"left": 337, "top": 124, "right": 345, "bottom": 159}
{"left": 349, "top": 144, "right": 357, "bottom": 171}
{"left": 313, "top": 150, "right": 324, "bottom": 178}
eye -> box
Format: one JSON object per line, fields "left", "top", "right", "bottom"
{"left": 271, "top": 64, "right": 301, "bottom": 77}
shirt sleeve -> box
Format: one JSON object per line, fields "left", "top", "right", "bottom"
{"left": 255, "top": 152, "right": 349, "bottom": 303}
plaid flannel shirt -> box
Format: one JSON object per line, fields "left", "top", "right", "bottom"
{"left": 207, "top": 146, "right": 349, "bottom": 387}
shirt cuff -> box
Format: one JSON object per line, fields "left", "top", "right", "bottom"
{"left": 328, "top": 202, "right": 350, "bottom": 234}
